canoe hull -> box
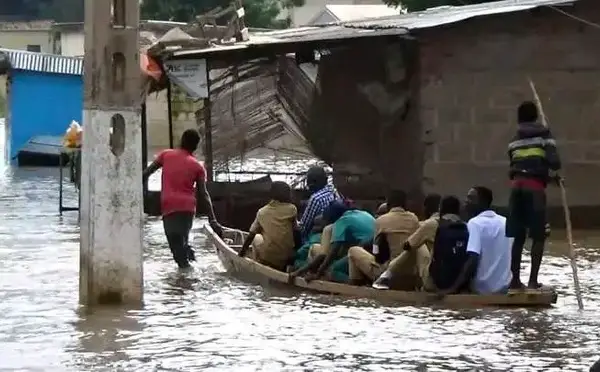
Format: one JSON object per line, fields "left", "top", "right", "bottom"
{"left": 204, "top": 225, "right": 558, "bottom": 308}
{"left": 16, "top": 135, "right": 68, "bottom": 167}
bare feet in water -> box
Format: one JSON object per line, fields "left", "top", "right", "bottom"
{"left": 510, "top": 279, "right": 543, "bottom": 290}
{"left": 510, "top": 279, "right": 526, "bottom": 290}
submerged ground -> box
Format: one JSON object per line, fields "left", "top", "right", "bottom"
{"left": 0, "top": 137, "right": 598, "bottom": 371}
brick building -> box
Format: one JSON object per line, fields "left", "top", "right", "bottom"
{"left": 351, "top": 0, "right": 600, "bottom": 214}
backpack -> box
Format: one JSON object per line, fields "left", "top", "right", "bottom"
{"left": 371, "top": 234, "right": 390, "bottom": 264}
{"left": 429, "top": 218, "right": 469, "bottom": 290}
{"left": 358, "top": 233, "right": 390, "bottom": 265}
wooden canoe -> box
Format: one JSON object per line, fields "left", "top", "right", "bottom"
{"left": 202, "top": 225, "right": 558, "bottom": 308}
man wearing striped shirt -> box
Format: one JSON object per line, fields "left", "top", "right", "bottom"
{"left": 506, "top": 101, "right": 561, "bottom": 289}
{"left": 299, "top": 166, "right": 339, "bottom": 242}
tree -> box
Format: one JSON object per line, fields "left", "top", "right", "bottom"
{"left": 141, "top": 0, "right": 302, "bottom": 29}
{"left": 38, "top": 0, "right": 84, "bottom": 22}
{"left": 0, "top": 0, "right": 296, "bottom": 29}
{"left": 0, "top": 0, "right": 51, "bottom": 20}
{"left": 385, "top": 0, "right": 495, "bottom": 12}
{"left": 0, "top": 0, "right": 83, "bottom": 22}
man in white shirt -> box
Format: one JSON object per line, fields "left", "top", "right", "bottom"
{"left": 466, "top": 187, "right": 513, "bottom": 294}
{"left": 438, "top": 186, "right": 512, "bottom": 295}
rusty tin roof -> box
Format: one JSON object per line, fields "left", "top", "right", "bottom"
{"left": 344, "top": 0, "right": 577, "bottom": 29}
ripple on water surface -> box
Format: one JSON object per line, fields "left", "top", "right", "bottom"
{"left": 0, "top": 164, "right": 599, "bottom": 371}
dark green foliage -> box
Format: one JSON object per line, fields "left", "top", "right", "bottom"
{"left": 1, "top": 0, "right": 294, "bottom": 28}
{"left": 0, "top": 0, "right": 83, "bottom": 22}
{"left": 140, "top": 0, "right": 299, "bottom": 28}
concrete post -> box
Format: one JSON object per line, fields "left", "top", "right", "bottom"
{"left": 79, "top": 0, "right": 143, "bottom": 306}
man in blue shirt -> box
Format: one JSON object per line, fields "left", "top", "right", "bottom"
{"left": 299, "top": 166, "right": 339, "bottom": 241}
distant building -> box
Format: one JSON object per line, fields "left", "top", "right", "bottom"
{"left": 345, "top": 0, "right": 600, "bottom": 211}
{"left": 49, "top": 22, "right": 83, "bottom": 56}
{"left": 0, "top": 49, "right": 82, "bottom": 163}
{"left": 0, "top": 20, "right": 203, "bottom": 152}
{"left": 280, "top": 0, "right": 393, "bottom": 26}
{"left": 49, "top": 20, "right": 188, "bottom": 57}
{"left": 306, "top": 4, "right": 402, "bottom": 25}
{"left": 0, "top": 20, "right": 53, "bottom": 53}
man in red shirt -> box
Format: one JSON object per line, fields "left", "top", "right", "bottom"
{"left": 143, "top": 129, "right": 222, "bottom": 269}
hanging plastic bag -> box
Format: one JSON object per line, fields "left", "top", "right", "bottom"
{"left": 63, "top": 120, "right": 83, "bottom": 148}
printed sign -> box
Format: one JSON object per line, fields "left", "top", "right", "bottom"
{"left": 163, "top": 59, "right": 209, "bottom": 99}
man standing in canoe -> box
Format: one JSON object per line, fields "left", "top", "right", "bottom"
{"left": 506, "top": 101, "right": 562, "bottom": 289}
{"left": 299, "top": 166, "right": 340, "bottom": 242}
{"left": 143, "top": 129, "right": 222, "bottom": 270}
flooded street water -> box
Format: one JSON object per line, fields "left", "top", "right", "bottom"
{"left": 1, "top": 154, "right": 600, "bottom": 370}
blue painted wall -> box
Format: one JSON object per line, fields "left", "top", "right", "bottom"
{"left": 6, "top": 70, "right": 82, "bottom": 161}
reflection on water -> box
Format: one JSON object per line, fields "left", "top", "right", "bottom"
{"left": 147, "top": 154, "right": 321, "bottom": 191}
{"left": 0, "top": 163, "right": 600, "bottom": 370}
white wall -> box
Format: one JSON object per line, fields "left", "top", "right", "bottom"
{"left": 60, "top": 31, "right": 84, "bottom": 57}
{"left": 0, "top": 31, "right": 52, "bottom": 53}
{"left": 145, "top": 90, "right": 198, "bottom": 151}
{"left": 280, "top": 0, "right": 386, "bottom": 26}
{"left": 307, "top": 11, "right": 338, "bottom": 25}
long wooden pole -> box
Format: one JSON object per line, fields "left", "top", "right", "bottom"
{"left": 528, "top": 78, "right": 584, "bottom": 310}
{"left": 167, "top": 83, "right": 174, "bottom": 149}
{"left": 204, "top": 60, "right": 214, "bottom": 182}
{"left": 141, "top": 102, "right": 149, "bottom": 212}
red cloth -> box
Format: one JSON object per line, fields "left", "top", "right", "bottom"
{"left": 140, "top": 52, "right": 162, "bottom": 81}
{"left": 156, "top": 149, "right": 206, "bottom": 216}
{"left": 511, "top": 178, "right": 545, "bottom": 191}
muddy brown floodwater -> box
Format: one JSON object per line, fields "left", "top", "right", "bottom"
{"left": 0, "top": 157, "right": 600, "bottom": 371}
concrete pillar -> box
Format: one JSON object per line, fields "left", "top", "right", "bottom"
{"left": 79, "top": 0, "right": 143, "bottom": 306}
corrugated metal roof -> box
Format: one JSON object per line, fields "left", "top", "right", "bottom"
{"left": 344, "top": 0, "right": 577, "bottom": 29}
{"left": 254, "top": 25, "right": 407, "bottom": 42}
{"left": 172, "top": 25, "right": 408, "bottom": 58}
{"left": 170, "top": 0, "right": 576, "bottom": 60}
{"left": 0, "top": 20, "right": 53, "bottom": 31}
{"left": 0, "top": 49, "right": 83, "bottom": 75}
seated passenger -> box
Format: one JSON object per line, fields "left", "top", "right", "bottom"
{"left": 346, "top": 190, "right": 419, "bottom": 284}
{"left": 372, "top": 195, "right": 466, "bottom": 291}
{"left": 442, "top": 186, "right": 512, "bottom": 295}
{"left": 290, "top": 200, "right": 376, "bottom": 283}
{"left": 290, "top": 215, "right": 325, "bottom": 272}
{"left": 423, "top": 193, "right": 442, "bottom": 220}
{"left": 298, "top": 166, "right": 339, "bottom": 242}
{"left": 238, "top": 181, "right": 298, "bottom": 271}
{"left": 427, "top": 196, "right": 470, "bottom": 293}
{"left": 375, "top": 202, "right": 388, "bottom": 217}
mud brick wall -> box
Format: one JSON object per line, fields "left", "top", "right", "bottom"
{"left": 312, "top": 38, "right": 423, "bottom": 198}
{"left": 417, "top": 0, "right": 600, "bottom": 209}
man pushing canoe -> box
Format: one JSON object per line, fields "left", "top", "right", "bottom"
{"left": 144, "top": 129, "right": 222, "bottom": 270}
{"left": 506, "top": 101, "right": 562, "bottom": 289}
